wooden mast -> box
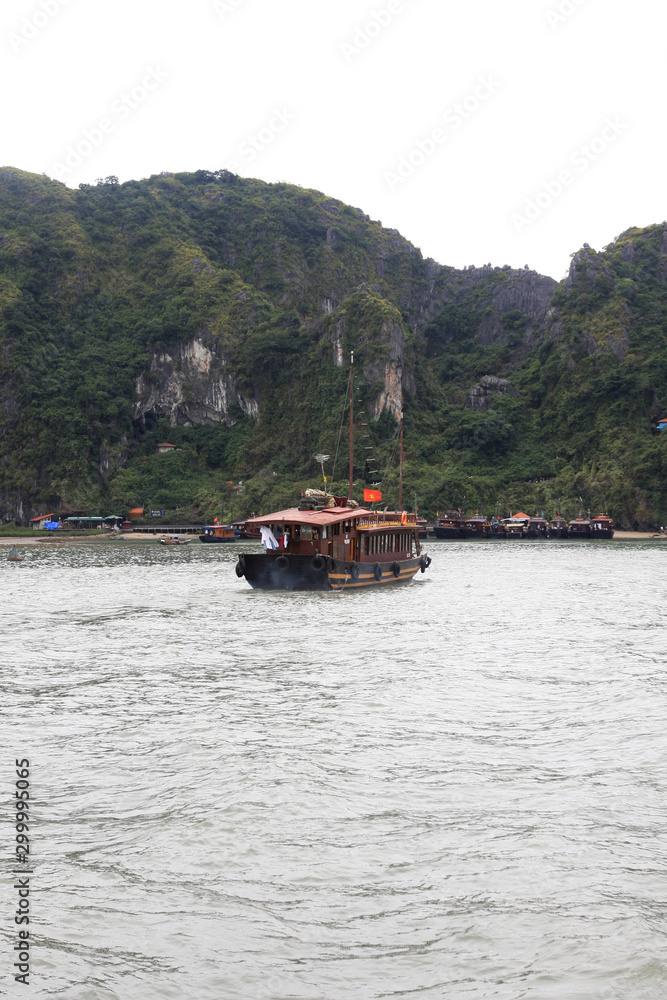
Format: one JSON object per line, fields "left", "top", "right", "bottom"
{"left": 398, "top": 411, "right": 403, "bottom": 511}
{"left": 348, "top": 351, "right": 354, "bottom": 503}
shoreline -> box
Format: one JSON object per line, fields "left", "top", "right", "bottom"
{"left": 2, "top": 530, "right": 667, "bottom": 546}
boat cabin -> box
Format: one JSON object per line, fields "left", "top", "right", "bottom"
{"left": 201, "top": 525, "right": 238, "bottom": 540}
{"left": 246, "top": 507, "right": 421, "bottom": 563}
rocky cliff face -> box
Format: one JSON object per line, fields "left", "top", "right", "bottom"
{"left": 133, "top": 334, "right": 259, "bottom": 431}
{"left": 465, "top": 375, "right": 518, "bottom": 412}
{"left": 417, "top": 262, "right": 558, "bottom": 353}
{"left": 363, "top": 320, "right": 414, "bottom": 421}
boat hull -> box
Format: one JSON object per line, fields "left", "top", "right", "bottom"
{"left": 199, "top": 534, "right": 238, "bottom": 543}
{"left": 237, "top": 552, "right": 426, "bottom": 591}
{"left": 432, "top": 526, "right": 464, "bottom": 539}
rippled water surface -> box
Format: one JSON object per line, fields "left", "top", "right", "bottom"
{"left": 2, "top": 538, "right": 666, "bottom": 999}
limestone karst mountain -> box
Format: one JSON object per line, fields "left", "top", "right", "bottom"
{"left": 0, "top": 167, "right": 665, "bottom": 526}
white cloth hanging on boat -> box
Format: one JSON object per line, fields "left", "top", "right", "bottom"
{"left": 260, "top": 526, "right": 279, "bottom": 550}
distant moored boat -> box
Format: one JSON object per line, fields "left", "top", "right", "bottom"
{"left": 548, "top": 516, "right": 568, "bottom": 539}
{"left": 590, "top": 512, "right": 614, "bottom": 539}
{"left": 568, "top": 517, "right": 591, "bottom": 539}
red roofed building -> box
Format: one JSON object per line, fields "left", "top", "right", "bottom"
{"left": 29, "top": 513, "right": 56, "bottom": 530}
{"left": 157, "top": 442, "right": 177, "bottom": 454}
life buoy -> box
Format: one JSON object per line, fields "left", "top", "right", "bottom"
{"left": 392, "top": 561, "right": 401, "bottom": 578}
{"left": 350, "top": 563, "right": 360, "bottom": 580}
{"left": 310, "top": 554, "right": 326, "bottom": 572}
{"left": 401, "top": 510, "right": 408, "bottom": 525}
{"left": 374, "top": 563, "right": 382, "bottom": 581}
{"left": 275, "top": 555, "right": 289, "bottom": 570}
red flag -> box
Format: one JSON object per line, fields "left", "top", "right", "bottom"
{"left": 213, "top": 516, "right": 218, "bottom": 523}
{"left": 363, "top": 489, "right": 382, "bottom": 502}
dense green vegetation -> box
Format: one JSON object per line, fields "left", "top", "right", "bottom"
{"left": 0, "top": 167, "right": 665, "bottom": 527}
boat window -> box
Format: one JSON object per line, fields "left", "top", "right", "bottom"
{"left": 322, "top": 527, "right": 327, "bottom": 539}
{"left": 300, "top": 526, "right": 312, "bottom": 539}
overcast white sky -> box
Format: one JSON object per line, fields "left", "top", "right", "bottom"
{"left": 1, "top": 0, "right": 664, "bottom": 279}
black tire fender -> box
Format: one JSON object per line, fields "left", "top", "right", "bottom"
{"left": 374, "top": 563, "right": 382, "bottom": 581}
{"left": 310, "top": 554, "right": 326, "bottom": 572}
{"left": 327, "top": 557, "right": 337, "bottom": 573}
{"left": 275, "top": 555, "right": 289, "bottom": 571}
{"left": 350, "top": 563, "right": 360, "bottom": 580}
{"left": 420, "top": 555, "right": 431, "bottom": 573}
{"left": 392, "top": 561, "right": 401, "bottom": 578}
{"left": 235, "top": 555, "right": 246, "bottom": 577}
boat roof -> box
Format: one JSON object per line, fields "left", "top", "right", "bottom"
{"left": 246, "top": 506, "right": 370, "bottom": 528}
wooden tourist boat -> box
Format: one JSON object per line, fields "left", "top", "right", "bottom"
{"left": 567, "top": 517, "right": 591, "bottom": 539}
{"left": 230, "top": 520, "right": 261, "bottom": 540}
{"left": 234, "top": 351, "right": 430, "bottom": 591}
{"left": 486, "top": 519, "right": 506, "bottom": 539}
{"left": 199, "top": 524, "right": 239, "bottom": 543}
{"left": 548, "top": 515, "right": 569, "bottom": 539}
{"left": 590, "top": 512, "right": 614, "bottom": 539}
{"left": 432, "top": 511, "right": 467, "bottom": 539}
{"left": 461, "top": 515, "right": 488, "bottom": 539}
{"left": 526, "top": 516, "right": 549, "bottom": 539}
{"left": 235, "top": 503, "right": 429, "bottom": 591}
{"left": 503, "top": 514, "right": 529, "bottom": 538}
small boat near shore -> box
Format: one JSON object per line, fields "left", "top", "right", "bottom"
{"left": 503, "top": 514, "right": 529, "bottom": 539}
{"left": 526, "top": 516, "right": 549, "bottom": 539}
{"left": 432, "top": 511, "right": 466, "bottom": 539}
{"left": 462, "top": 515, "right": 487, "bottom": 539}
{"left": 590, "top": 512, "right": 615, "bottom": 539}
{"left": 199, "top": 524, "right": 239, "bottom": 543}
{"left": 7, "top": 545, "right": 23, "bottom": 562}
{"left": 160, "top": 535, "right": 191, "bottom": 545}
{"left": 548, "top": 515, "right": 568, "bottom": 539}
{"left": 568, "top": 517, "right": 591, "bottom": 539}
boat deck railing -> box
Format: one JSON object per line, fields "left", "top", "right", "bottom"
{"left": 356, "top": 513, "right": 418, "bottom": 528}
